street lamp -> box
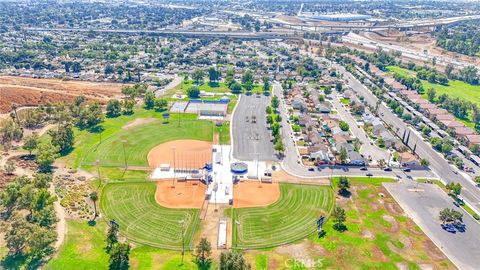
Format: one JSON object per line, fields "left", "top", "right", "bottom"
{"left": 235, "top": 220, "right": 241, "bottom": 249}
{"left": 179, "top": 219, "right": 185, "bottom": 265}
{"left": 121, "top": 140, "right": 128, "bottom": 169}
{"left": 172, "top": 146, "right": 176, "bottom": 188}
{"left": 95, "top": 159, "right": 101, "bottom": 188}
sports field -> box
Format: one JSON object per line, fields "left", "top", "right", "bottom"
{"left": 100, "top": 182, "right": 199, "bottom": 249}
{"left": 232, "top": 183, "right": 334, "bottom": 249}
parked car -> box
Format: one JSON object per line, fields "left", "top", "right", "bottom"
{"left": 308, "top": 168, "right": 315, "bottom": 172}
{"left": 360, "top": 167, "right": 368, "bottom": 171}
{"left": 441, "top": 223, "right": 456, "bottom": 233}
{"left": 383, "top": 167, "right": 392, "bottom": 171}
{"left": 366, "top": 173, "right": 373, "bottom": 177}
{"left": 402, "top": 168, "right": 411, "bottom": 172}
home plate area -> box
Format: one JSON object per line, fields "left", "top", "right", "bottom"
{"left": 149, "top": 140, "right": 279, "bottom": 209}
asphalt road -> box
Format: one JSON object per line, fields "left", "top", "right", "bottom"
{"left": 231, "top": 94, "right": 276, "bottom": 161}
{"left": 272, "top": 82, "right": 431, "bottom": 180}
{"left": 330, "top": 91, "right": 389, "bottom": 163}
{"left": 384, "top": 181, "right": 480, "bottom": 269}
{"left": 332, "top": 62, "right": 480, "bottom": 214}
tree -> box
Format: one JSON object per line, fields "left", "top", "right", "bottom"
{"left": 144, "top": 91, "right": 155, "bottom": 109}
{"left": 331, "top": 206, "right": 347, "bottom": 231}
{"left": 89, "top": 192, "right": 98, "bottom": 221}
{"left": 271, "top": 96, "right": 279, "bottom": 109}
{"left": 219, "top": 251, "right": 251, "bottom": 270}
{"left": 23, "top": 133, "right": 39, "bottom": 155}
{"left": 208, "top": 67, "right": 220, "bottom": 83}
{"left": 109, "top": 242, "right": 130, "bottom": 270}
{"left": 187, "top": 86, "right": 201, "bottom": 98}
{"left": 195, "top": 238, "right": 212, "bottom": 269}
{"left": 154, "top": 98, "right": 168, "bottom": 112}
{"left": 106, "top": 221, "right": 119, "bottom": 253}
{"left": 439, "top": 208, "right": 463, "bottom": 224}
{"left": 262, "top": 76, "right": 270, "bottom": 92}
{"left": 192, "top": 69, "right": 205, "bottom": 84}
{"left": 324, "top": 87, "right": 332, "bottom": 95}
{"left": 337, "top": 176, "right": 350, "bottom": 195}
{"left": 420, "top": 158, "right": 430, "bottom": 167}
{"left": 77, "top": 102, "right": 104, "bottom": 129}
{"left": 339, "top": 121, "right": 349, "bottom": 132}
{"left": 36, "top": 140, "right": 59, "bottom": 171}
{"left": 242, "top": 69, "right": 254, "bottom": 90}
{"left": 4, "top": 160, "right": 15, "bottom": 175}
{"left": 445, "top": 63, "right": 455, "bottom": 79}
{"left": 122, "top": 98, "right": 135, "bottom": 115}
{"left": 274, "top": 140, "right": 285, "bottom": 155}
{"left": 106, "top": 99, "right": 122, "bottom": 118}
{"left": 230, "top": 82, "right": 242, "bottom": 94}
{"left": 427, "top": 88, "right": 436, "bottom": 102}
{"left": 335, "top": 82, "right": 342, "bottom": 92}
{"left": 446, "top": 182, "right": 462, "bottom": 197}
{"left": 48, "top": 124, "right": 74, "bottom": 155}
{"left": 339, "top": 147, "right": 348, "bottom": 164}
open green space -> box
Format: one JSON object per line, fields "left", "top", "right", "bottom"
{"left": 232, "top": 183, "right": 334, "bottom": 249}
{"left": 60, "top": 108, "right": 216, "bottom": 181}
{"left": 83, "top": 117, "right": 212, "bottom": 167}
{"left": 309, "top": 178, "right": 453, "bottom": 269}
{"left": 175, "top": 80, "right": 269, "bottom": 95}
{"left": 387, "top": 65, "right": 478, "bottom": 127}
{"left": 46, "top": 220, "right": 199, "bottom": 270}
{"left": 100, "top": 182, "right": 199, "bottom": 249}
{"left": 214, "top": 121, "right": 231, "bottom": 144}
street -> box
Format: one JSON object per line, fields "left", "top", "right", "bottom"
{"left": 333, "top": 62, "right": 480, "bottom": 214}
{"left": 385, "top": 181, "right": 480, "bottom": 269}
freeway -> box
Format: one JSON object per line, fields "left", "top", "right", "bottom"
{"left": 24, "top": 27, "right": 298, "bottom": 40}
{"left": 272, "top": 82, "right": 430, "bottom": 180}
{"left": 332, "top": 62, "right": 480, "bottom": 214}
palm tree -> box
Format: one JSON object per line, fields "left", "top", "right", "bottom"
{"left": 89, "top": 192, "right": 98, "bottom": 220}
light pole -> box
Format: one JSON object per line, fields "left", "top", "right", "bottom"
{"left": 179, "top": 219, "right": 185, "bottom": 265}
{"left": 172, "top": 146, "right": 176, "bottom": 188}
{"left": 95, "top": 159, "right": 101, "bottom": 188}
{"left": 121, "top": 140, "right": 128, "bottom": 169}
{"left": 235, "top": 220, "right": 241, "bottom": 249}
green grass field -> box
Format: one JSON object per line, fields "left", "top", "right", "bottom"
{"left": 386, "top": 65, "right": 478, "bottom": 127}
{"left": 46, "top": 220, "right": 199, "bottom": 270}
{"left": 59, "top": 108, "right": 215, "bottom": 181}
{"left": 232, "top": 184, "right": 334, "bottom": 249}
{"left": 100, "top": 182, "right": 199, "bottom": 250}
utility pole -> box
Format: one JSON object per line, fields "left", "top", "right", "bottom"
{"left": 172, "top": 146, "right": 176, "bottom": 188}
{"left": 121, "top": 140, "right": 128, "bottom": 169}
{"left": 179, "top": 220, "right": 185, "bottom": 265}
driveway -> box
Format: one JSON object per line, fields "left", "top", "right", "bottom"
{"left": 384, "top": 181, "right": 480, "bottom": 269}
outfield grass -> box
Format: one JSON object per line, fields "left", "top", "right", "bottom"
{"left": 309, "top": 178, "right": 453, "bottom": 269}
{"left": 232, "top": 184, "right": 334, "bottom": 249}
{"left": 214, "top": 121, "right": 231, "bottom": 145}
{"left": 46, "top": 220, "right": 199, "bottom": 270}
{"left": 100, "top": 182, "right": 199, "bottom": 249}
{"left": 82, "top": 117, "right": 212, "bottom": 168}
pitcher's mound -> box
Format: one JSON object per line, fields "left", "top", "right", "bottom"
{"left": 147, "top": 140, "right": 212, "bottom": 168}
{"left": 233, "top": 181, "right": 280, "bottom": 208}
{"left": 155, "top": 180, "right": 206, "bottom": 209}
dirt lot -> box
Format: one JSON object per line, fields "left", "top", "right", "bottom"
{"left": 155, "top": 180, "right": 206, "bottom": 208}
{"left": 147, "top": 139, "right": 212, "bottom": 169}
{"left": 0, "top": 76, "right": 126, "bottom": 113}
{"left": 233, "top": 180, "right": 280, "bottom": 208}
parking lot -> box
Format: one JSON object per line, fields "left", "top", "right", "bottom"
{"left": 384, "top": 181, "right": 480, "bottom": 269}
{"left": 231, "top": 94, "right": 276, "bottom": 161}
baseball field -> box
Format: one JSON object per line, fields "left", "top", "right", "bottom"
{"left": 100, "top": 182, "right": 199, "bottom": 250}
{"left": 232, "top": 183, "right": 334, "bottom": 249}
